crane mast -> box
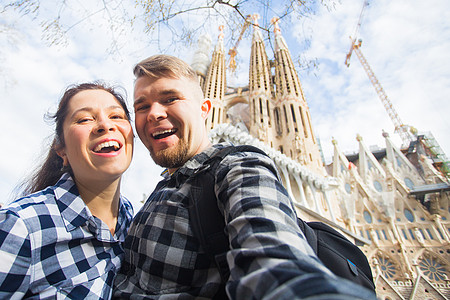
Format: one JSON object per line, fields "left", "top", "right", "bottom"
{"left": 345, "top": 0, "right": 414, "bottom": 146}
{"left": 227, "top": 15, "right": 252, "bottom": 73}
{"left": 351, "top": 40, "right": 413, "bottom": 144}
{"left": 345, "top": 0, "right": 368, "bottom": 67}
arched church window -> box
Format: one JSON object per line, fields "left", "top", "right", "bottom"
{"left": 345, "top": 183, "right": 352, "bottom": 194}
{"left": 404, "top": 209, "right": 414, "bottom": 222}
{"left": 283, "top": 105, "right": 289, "bottom": 133}
{"left": 290, "top": 104, "right": 298, "bottom": 132}
{"left": 396, "top": 156, "right": 402, "bottom": 167}
{"left": 274, "top": 107, "right": 282, "bottom": 135}
{"left": 259, "top": 98, "right": 264, "bottom": 123}
{"left": 404, "top": 178, "right": 414, "bottom": 190}
{"left": 373, "top": 180, "right": 383, "bottom": 192}
{"left": 211, "top": 107, "right": 216, "bottom": 125}
{"left": 363, "top": 211, "right": 372, "bottom": 224}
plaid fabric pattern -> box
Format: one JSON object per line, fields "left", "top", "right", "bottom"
{"left": 0, "top": 173, "right": 133, "bottom": 299}
{"left": 113, "top": 143, "right": 376, "bottom": 300}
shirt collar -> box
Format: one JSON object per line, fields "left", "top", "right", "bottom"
{"left": 53, "top": 173, "right": 133, "bottom": 242}
{"left": 54, "top": 173, "right": 92, "bottom": 232}
{"left": 161, "top": 142, "right": 233, "bottom": 179}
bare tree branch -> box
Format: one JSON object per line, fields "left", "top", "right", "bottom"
{"left": 1, "top": 0, "right": 338, "bottom": 71}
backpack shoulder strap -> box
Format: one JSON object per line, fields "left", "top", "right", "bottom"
{"left": 188, "top": 145, "right": 268, "bottom": 281}
{"left": 296, "top": 217, "right": 318, "bottom": 253}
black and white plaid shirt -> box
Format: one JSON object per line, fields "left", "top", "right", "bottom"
{"left": 0, "top": 173, "right": 133, "bottom": 299}
{"left": 114, "top": 143, "right": 376, "bottom": 299}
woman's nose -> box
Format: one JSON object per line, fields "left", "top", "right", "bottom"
{"left": 94, "top": 118, "right": 115, "bottom": 134}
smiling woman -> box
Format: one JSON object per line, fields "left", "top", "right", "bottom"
{"left": 0, "top": 82, "right": 134, "bottom": 299}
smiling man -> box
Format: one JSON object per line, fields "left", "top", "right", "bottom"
{"left": 113, "top": 55, "right": 377, "bottom": 300}
{"left": 132, "top": 73, "right": 211, "bottom": 172}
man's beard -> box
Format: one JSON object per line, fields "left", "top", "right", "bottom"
{"left": 149, "top": 138, "right": 189, "bottom": 169}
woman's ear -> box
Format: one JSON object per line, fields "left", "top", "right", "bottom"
{"left": 56, "top": 147, "right": 68, "bottom": 167}
{"left": 201, "top": 98, "right": 211, "bottom": 119}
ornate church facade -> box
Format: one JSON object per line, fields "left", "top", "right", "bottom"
{"left": 191, "top": 16, "right": 450, "bottom": 299}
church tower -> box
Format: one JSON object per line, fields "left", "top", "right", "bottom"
{"left": 204, "top": 25, "right": 226, "bottom": 131}
{"left": 271, "top": 17, "right": 325, "bottom": 175}
{"left": 248, "top": 14, "right": 275, "bottom": 146}
{"left": 191, "top": 34, "right": 212, "bottom": 88}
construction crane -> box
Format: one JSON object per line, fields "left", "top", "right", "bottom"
{"left": 227, "top": 14, "right": 252, "bottom": 73}
{"left": 349, "top": 40, "right": 415, "bottom": 145}
{"left": 345, "top": 0, "right": 369, "bottom": 67}
{"left": 345, "top": 0, "right": 415, "bottom": 146}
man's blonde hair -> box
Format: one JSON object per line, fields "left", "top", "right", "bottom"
{"left": 133, "top": 54, "right": 198, "bottom": 81}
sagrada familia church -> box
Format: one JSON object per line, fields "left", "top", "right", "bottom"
{"left": 190, "top": 15, "right": 450, "bottom": 299}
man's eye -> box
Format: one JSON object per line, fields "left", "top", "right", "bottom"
{"left": 165, "top": 98, "right": 178, "bottom": 104}
{"left": 135, "top": 104, "right": 149, "bottom": 112}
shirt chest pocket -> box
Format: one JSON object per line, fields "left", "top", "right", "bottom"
{"left": 55, "top": 262, "right": 114, "bottom": 299}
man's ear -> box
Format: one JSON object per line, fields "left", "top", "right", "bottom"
{"left": 201, "top": 98, "right": 211, "bottom": 119}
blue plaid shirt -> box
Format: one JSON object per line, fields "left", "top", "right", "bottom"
{"left": 113, "top": 143, "right": 376, "bottom": 299}
{"left": 0, "top": 173, "right": 133, "bottom": 299}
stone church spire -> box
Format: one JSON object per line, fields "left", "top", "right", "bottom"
{"left": 249, "top": 14, "right": 272, "bottom": 94}
{"left": 270, "top": 17, "right": 324, "bottom": 174}
{"left": 248, "top": 14, "right": 275, "bottom": 144}
{"left": 272, "top": 17, "right": 305, "bottom": 101}
{"left": 191, "top": 34, "right": 212, "bottom": 88}
{"left": 204, "top": 25, "right": 226, "bottom": 131}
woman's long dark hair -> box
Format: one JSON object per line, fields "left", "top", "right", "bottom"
{"left": 20, "top": 82, "right": 130, "bottom": 195}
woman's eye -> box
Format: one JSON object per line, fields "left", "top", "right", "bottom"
{"left": 77, "top": 118, "right": 92, "bottom": 124}
{"left": 111, "top": 114, "right": 125, "bottom": 120}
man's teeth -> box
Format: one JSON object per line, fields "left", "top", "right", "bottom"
{"left": 152, "top": 129, "right": 176, "bottom": 138}
{"left": 94, "top": 141, "right": 120, "bottom": 152}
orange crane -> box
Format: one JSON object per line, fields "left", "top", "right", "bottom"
{"left": 345, "top": 0, "right": 415, "bottom": 146}
{"left": 228, "top": 14, "right": 252, "bottom": 73}
{"left": 345, "top": 0, "right": 369, "bottom": 67}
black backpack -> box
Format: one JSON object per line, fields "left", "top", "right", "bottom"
{"left": 186, "top": 145, "right": 375, "bottom": 297}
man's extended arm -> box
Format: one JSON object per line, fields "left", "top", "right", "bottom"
{"left": 215, "top": 151, "right": 377, "bottom": 300}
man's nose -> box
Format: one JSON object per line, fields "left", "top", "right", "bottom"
{"left": 147, "top": 102, "right": 167, "bottom": 122}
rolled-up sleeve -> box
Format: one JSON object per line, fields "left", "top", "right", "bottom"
{"left": 215, "top": 151, "right": 376, "bottom": 300}
{"left": 0, "top": 210, "right": 32, "bottom": 298}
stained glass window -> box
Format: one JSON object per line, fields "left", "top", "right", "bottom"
{"left": 363, "top": 210, "right": 372, "bottom": 223}
{"left": 378, "top": 256, "right": 396, "bottom": 279}
{"left": 373, "top": 180, "right": 383, "bottom": 192}
{"left": 345, "top": 183, "right": 351, "bottom": 194}
{"left": 404, "top": 209, "right": 414, "bottom": 222}
{"left": 404, "top": 177, "right": 414, "bottom": 189}
{"left": 419, "top": 257, "right": 447, "bottom": 281}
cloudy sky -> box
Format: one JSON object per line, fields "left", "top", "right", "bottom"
{"left": 1, "top": 0, "right": 449, "bottom": 210}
